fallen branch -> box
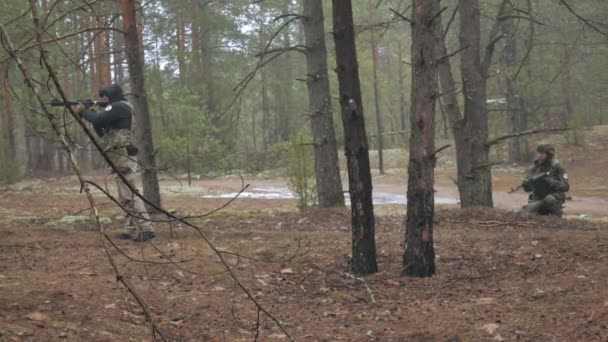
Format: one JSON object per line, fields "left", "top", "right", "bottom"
{"left": 344, "top": 272, "right": 376, "bottom": 305}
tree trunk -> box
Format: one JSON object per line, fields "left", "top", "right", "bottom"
{"left": 302, "top": 0, "right": 345, "bottom": 208}
{"left": 367, "top": 0, "right": 384, "bottom": 174}
{"left": 277, "top": 0, "right": 294, "bottom": 142}
{"left": 261, "top": 67, "right": 269, "bottom": 154}
{"left": 175, "top": 8, "right": 186, "bottom": 84}
{"left": 1, "top": 87, "right": 16, "bottom": 161}
{"left": 332, "top": 0, "right": 377, "bottom": 276}
{"left": 94, "top": 16, "right": 111, "bottom": 86}
{"left": 397, "top": 38, "right": 407, "bottom": 143}
{"left": 560, "top": 43, "right": 573, "bottom": 127}
{"left": 499, "top": 1, "right": 523, "bottom": 163}
{"left": 86, "top": 16, "right": 98, "bottom": 95}
{"left": 403, "top": 0, "right": 440, "bottom": 277}
{"left": 258, "top": 28, "right": 270, "bottom": 154}
{"left": 121, "top": 0, "right": 162, "bottom": 208}
{"left": 112, "top": 15, "right": 125, "bottom": 85}
{"left": 200, "top": 18, "right": 217, "bottom": 115}
{"left": 457, "top": 0, "right": 493, "bottom": 207}
{"left": 190, "top": 0, "right": 202, "bottom": 108}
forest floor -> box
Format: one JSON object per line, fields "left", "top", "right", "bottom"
{"left": 1, "top": 127, "right": 608, "bottom": 341}
{"left": 1, "top": 177, "right": 607, "bottom": 341}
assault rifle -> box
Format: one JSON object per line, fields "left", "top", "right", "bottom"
{"left": 49, "top": 99, "right": 108, "bottom": 108}
{"left": 509, "top": 171, "right": 551, "bottom": 193}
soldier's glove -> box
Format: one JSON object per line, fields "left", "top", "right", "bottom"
{"left": 70, "top": 102, "right": 85, "bottom": 115}
{"left": 543, "top": 177, "right": 559, "bottom": 190}
{"left": 522, "top": 179, "right": 533, "bottom": 192}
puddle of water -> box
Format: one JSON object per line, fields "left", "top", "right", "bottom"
{"left": 202, "top": 187, "right": 458, "bottom": 205}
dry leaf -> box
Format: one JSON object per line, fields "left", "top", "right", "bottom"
{"left": 280, "top": 268, "right": 294, "bottom": 275}
{"left": 26, "top": 312, "right": 48, "bottom": 322}
{"left": 475, "top": 297, "right": 496, "bottom": 305}
{"left": 481, "top": 323, "right": 499, "bottom": 334}
{"left": 385, "top": 279, "right": 401, "bottom": 286}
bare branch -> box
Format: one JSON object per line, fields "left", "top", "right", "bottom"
{"left": 436, "top": 45, "right": 468, "bottom": 63}
{"left": 389, "top": 7, "right": 414, "bottom": 25}
{"left": 559, "top": 0, "right": 608, "bottom": 39}
{"left": 443, "top": 5, "right": 459, "bottom": 39}
{"left": 482, "top": 0, "right": 509, "bottom": 78}
{"left": 486, "top": 127, "right": 570, "bottom": 146}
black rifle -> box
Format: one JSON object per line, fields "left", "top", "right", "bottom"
{"left": 509, "top": 171, "right": 551, "bottom": 193}
{"left": 49, "top": 99, "right": 108, "bottom": 108}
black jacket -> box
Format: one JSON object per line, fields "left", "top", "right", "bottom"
{"left": 81, "top": 84, "right": 132, "bottom": 137}
{"left": 81, "top": 101, "right": 132, "bottom": 137}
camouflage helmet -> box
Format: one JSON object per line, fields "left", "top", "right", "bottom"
{"left": 536, "top": 144, "right": 555, "bottom": 158}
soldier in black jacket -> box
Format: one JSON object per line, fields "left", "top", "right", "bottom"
{"left": 72, "top": 84, "right": 155, "bottom": 241}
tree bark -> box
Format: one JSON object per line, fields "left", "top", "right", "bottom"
{"left": 367, "top": 0, "right": 384, "bottom": 174}
{"left": 175, "top": 7, "right": 186, "bottom": 84}
{"left": 120, "top": 0, "right": 162, "bottom": 208}
{"left": 1, "top": 85, "right": 16, "bottom": 161}
{"left": 277, "top": 0, "right": 294, "bottom": 142}
{"left": 302, "top": 0, "right": 345, "bottom": 208}
{"left": 560, "top": 35, "right": 574, "bottom": 126}
{"left": 332, "top": 0, "right": 377, "bottom": 276}
{"left": 112, "top": 15, "right": 125, "bottom": 84}
{"left": 200, "top": 15, "right": 217, "bottom": 115}
{"left": 397, "top": 38, "right": 407, "bottom": 137}
{"left": 457, "top": 0, "right": 493, "bottom": 207}
{"left": 190, "top": 0, "right": 202, "bottom": 109}
{"left": 86, "top": 16, "right": 98, "bottom": 95}
{"left": 499, "top": 1, "right": 523, "bottom": 163}
{"left": 403, "top": 0, "right": 440, "bottom": 277}
{"left": 94, "top": 16, "right": 111, "bottom": 86}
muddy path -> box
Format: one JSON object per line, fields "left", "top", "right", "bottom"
{"left": 156, "top": 168, "right": 608, "bottom": 217}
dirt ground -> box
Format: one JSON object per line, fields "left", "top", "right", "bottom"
{"left": 2, "top": 128, "right": 608, "bottom": 341}
{"left": 1, "top": 181, "right": 608, "bottom": 341}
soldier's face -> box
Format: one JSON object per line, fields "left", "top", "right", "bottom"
{"left": 101, "top": 95, "right": 109, "bottom": 102}
{"left": 536, "top": 152, "right": 548, "bottom": 163}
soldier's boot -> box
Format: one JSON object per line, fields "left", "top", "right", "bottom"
{"left": 130, "top": 196, "right": 154, "bottom": 242}
{"left": 117, "top": 225, "right": 138, "bottom": 240}
{"left": 132, "top": 231, "right": 155, "bottom": 242}
{"left": 116, "top": 212, "right": 138, "bottom": 240}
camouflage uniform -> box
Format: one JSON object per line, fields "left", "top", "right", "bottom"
{"left": 521, "top": 144, "right": 569, "bottom": 216}
{"left": 102, "top": 110, "right": 153, "bottom": 238}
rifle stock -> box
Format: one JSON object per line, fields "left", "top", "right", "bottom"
{"left": 509, "top": 171, "right": 551, "bottom": 193}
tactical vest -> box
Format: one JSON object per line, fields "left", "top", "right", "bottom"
{"left": 102, "top": 101, "right": 137, "bottom": 173}
{"left": 530, "top": 160, "right": 565, "bottom": 201}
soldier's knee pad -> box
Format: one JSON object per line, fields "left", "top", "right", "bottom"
{"left": 544, "top": 195, "right": 559, "bottom": 206}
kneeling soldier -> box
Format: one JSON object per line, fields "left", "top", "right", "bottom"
{"left": 521, "top": 144, "right": 569, "bottom": 217}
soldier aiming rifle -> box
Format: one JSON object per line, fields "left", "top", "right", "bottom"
{"left": 68, "top": 84, "right": 155, "bottom": 242}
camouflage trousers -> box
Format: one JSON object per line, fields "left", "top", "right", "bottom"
{"left": 115, "top": 159, "right": 153, "bottom": 234}
{"left": 521, "top": 194, "right": 563, "bottom": 217}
